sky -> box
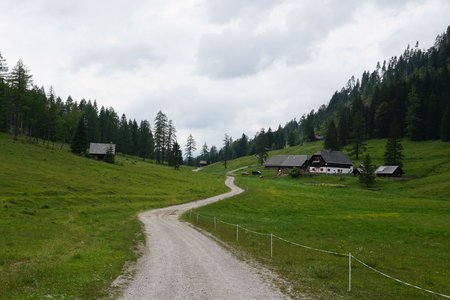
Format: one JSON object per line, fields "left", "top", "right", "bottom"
{"left": 0, "top": 0, "right": 449, "bottom": 151}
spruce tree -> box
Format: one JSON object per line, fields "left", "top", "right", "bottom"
{"left": 384, "top": 120, "right": 404, "bottom": 167}
{"left": 255, "top": 129, "right": 268, "bottom": 165}
{"left": 324, "top": 120, "right": 339, "bottom": 150}
{"left": 349, "top": 110, "right": 366, "bottom": 159}
{"left": 71, "top": 116, "right": 88, "bottom": 155}
{"left": 104, "top": 143, "right": 115, "bottom": 164}
{"left": 185, "top": 134, "right": 196, "bottom": 166}
{"left": 8, "top": 60, "right": 32, "bottom": 140}
{"left": 359, "top": 154, "right": 376, "bottom": 187}
{"left": 441, "top": 104, "right": 450, "bottom": 141}
{"left": 222, "top": 133, "right": 232, "bottom": 168}
{"left": 405, "top": 87, "right": 424, "bottom": 140}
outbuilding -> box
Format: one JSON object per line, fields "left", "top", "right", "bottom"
{"left": 89, "top": 143, "right": 116, "bottom": 160}
{"left": 375, "top": 165, "right": 404, "bottom": 177}
{"left": 264, "top": 155, "right": 309, "bottom": 170}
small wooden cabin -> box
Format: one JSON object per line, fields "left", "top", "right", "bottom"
{"left": 375, "top": 165, "right": 404, "bottom": 177}
{"left": 89, "top": 143, "right": 116, "bottom": 160}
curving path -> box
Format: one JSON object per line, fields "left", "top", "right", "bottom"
{"left": 121, "top": 174, "right": 287, "bottom": 299}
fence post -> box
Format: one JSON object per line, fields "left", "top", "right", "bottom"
{"left": 236, "top": 224, "right": 239, "bottom": 242}
{"left": 270, "top": 233, "right": 273, "bottom": 258}
{"left": 196, "top": 213, "right": 199, "bottom": 224}
{"left": 348, "top": 252, "right": 352, "bottom": 292}
{"left": 214, "top": 217, "right": 216, "bottom": 230}
{"left": 189, "top": 209, "right": 192, "bottom": 218}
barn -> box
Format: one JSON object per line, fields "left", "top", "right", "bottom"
{"left": 308, "top": 149, "right": 353, "bottom": 174}
{"left": 89, "top": 143, "right": 116, "bottom": 160}
{"left": 264, "top": 155, "right": 309, "bottom": 170}
{"left": 375, "top": 165, "right": 404, "bottom": 177}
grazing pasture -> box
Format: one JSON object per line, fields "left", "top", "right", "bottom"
{"left": 186, "top": 139, "right": 450, "bottom": 298}
{"left": 0, "top": 133, "right": 226, "bottom": 299}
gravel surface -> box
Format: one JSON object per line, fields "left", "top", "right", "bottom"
{"left": 121, "top": 175, "right": 287, "bottom": 300}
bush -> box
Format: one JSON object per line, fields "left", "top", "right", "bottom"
{"left": 290, "top": 167, "right": 300, "bottom": 178}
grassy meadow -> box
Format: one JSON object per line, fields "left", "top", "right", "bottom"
{"left": 185, "top": 139, "right": 450, "bottom": 299}
{"left": 0, "top": 133, "right": 227, "bottom": 299}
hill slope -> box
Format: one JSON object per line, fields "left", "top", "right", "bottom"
{"left": 0, "top": 133, "right": 226, "bottom": 299}
{"left": 190, "top": 140, "right": 450, "bottom": 298}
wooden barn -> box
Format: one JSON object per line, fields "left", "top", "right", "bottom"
{"left": 375, "top": 165, "right": 404, "bottom": 177}
{"left": 308, "top": 149, "right": 353, "bottom": 174}
{"left": 88, "top": 143, "right": 116, "bottom": 160}
{"left": 264, "top": 155, "right": 309, "bottom": 170}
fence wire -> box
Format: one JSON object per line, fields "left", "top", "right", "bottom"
{"left": 189, "top": 210, "right": 450, "bottom": 298}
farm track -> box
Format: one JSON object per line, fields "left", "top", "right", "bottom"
{"left": 121, "top": 174, "right": 287, "bottom": 299}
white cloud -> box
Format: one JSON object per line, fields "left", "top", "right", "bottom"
{"left": 0, "top": 0, "right": 448, "bottom": 151}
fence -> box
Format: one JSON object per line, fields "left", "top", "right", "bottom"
{"left": 188, "top": 210, "right": 450, "bottom": 298}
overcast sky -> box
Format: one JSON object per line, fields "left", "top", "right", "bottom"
{"left": 0, "top": 0, "right": 449, "bottom": 150}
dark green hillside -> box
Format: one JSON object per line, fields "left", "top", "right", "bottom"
{"left": 188, "top": 140, "right": 450, "bottom": 298}
{"left": 0, "top": 133, "right": 226, "bottom": 299}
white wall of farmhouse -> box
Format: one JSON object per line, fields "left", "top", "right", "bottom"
{"left": 308, "top": 166, "right": 353, "bottom": 174}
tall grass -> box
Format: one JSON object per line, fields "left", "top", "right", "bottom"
{"left": 0, "top": 133, "right": 226, "bottom": 299}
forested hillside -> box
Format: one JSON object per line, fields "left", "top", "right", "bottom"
{"left": 1, "top": 26, "right": 449, "bottom": 166}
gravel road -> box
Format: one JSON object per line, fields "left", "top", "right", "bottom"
{"left": 121, "top": 175, "right": 287, "bottom": 300}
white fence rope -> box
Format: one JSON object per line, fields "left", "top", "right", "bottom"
{"left": 272, "top": 234, "right": 348, "bottom": 257}
{"left": 352, "top": 255, "right": 450, "bottom": 299}
{"left": 188, "top": 210, "right": 450, "bottom": 298}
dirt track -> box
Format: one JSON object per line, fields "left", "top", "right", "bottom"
{"left": 121, "top": 175, "right": 287, "bottom": 299}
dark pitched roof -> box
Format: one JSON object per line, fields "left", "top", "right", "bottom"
{"left": 314, "top": 149, "right": 352, "bottom": 165}
{"left": 89, "top": 143, "right": 116, "bottom": 155}
{"left": 375, "top": 165, "right": 404, "bottom": 175}
{"left": 264, "top": 155, "right": 308, "bottom": 167}
{"left": 280, "top": 155, "right": 308, "bottom": 167}
{"left": 264, "top": 155, "right": 288, "bottom": 167}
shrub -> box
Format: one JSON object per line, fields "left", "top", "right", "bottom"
{"left": 290, "top": 167, "right": 300, "bottom": 178}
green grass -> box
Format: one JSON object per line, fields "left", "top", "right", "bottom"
{"left": 186, "top": 139, "right": 450, "bottom": 299}
{"left": 0, "top": 133, "right": 227, "bottom": 299}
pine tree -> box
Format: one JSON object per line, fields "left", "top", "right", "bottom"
{"left": 201, "top": 142, "right": 209, "bottom": 161}
{"left": 441, "top": 104, "right": 450, "bottom": 141}
{"left": 405, "top": 87, "right": 424, "bottom": 140}
{"left": 349, "top": 110, "right": 366, "bottom": 159}
{"left": 71, "top": 115, "right": 88, "bottom": 155}
{"left": 255, "top": 129, "right": 268, "bottom": 165}
{"left": 359, "top": 154, "right": 376, "bottom": 187}
{"left": 185, "top": 134, "right": 196, "bottom": 166}
{"left": 337, "top": 108, "right": 350, "bottom": 147}
{"left": 0, "top": 52, "right": 10, "bottom": 132}
{"left": 104, "top": 143, "right": 115, "bottom": 164}
{"left": 139, "top": 120, "right": 153, "bottom": 161}
{"left": 384, "top": 120, "right": 404, "bottom": 167}
{"left": 222, "top": 133, "right": 232, "bottom": 168}
{"left": 169, "top": 142, "right": 183, "bottom": 170}
{"left": 154, "top": 111, "right": 168, "bottom": 164}
{"left": 8, "top": 60, "right": 33, "bottom": 140}
{"left": 324, "top": 120, "right": 339, "bottom": 150}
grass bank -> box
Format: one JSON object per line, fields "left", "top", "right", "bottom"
{"left": 185, "top": 139, "right": 450, "bottom": 298}
{"left": 0, "top": 133, "right": 227, "bottom": 299}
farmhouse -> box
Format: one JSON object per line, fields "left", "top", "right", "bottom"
{"left": 308, "top": 149, "right": 353, "bottom": 174}
{"left": 375, "top": 165, "right": 404, "bottom": 177}
{"left": 88, "top": 142, "right": 116, "bottom": 160}
{"left": 264, "top": 155, "right": 309, "bottom": 170}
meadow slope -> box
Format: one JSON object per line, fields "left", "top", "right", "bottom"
{"left": 187, "top": 139, "right": 450, "bottom": 299}
{"left": 0, "top": 133, "right": 226, "bottom": 299}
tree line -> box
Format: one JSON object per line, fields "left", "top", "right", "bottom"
{"left": 0, "top": 53, "right": 188, "bottom": 167}
{"left": 209, "top": 26, "right": 450, "bottom": 167}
